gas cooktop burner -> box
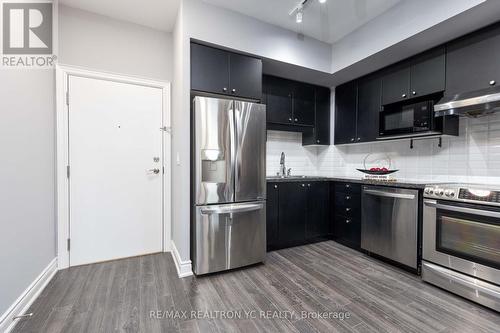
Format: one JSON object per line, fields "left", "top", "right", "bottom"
{"left": 424, "top": 183, "right": 500, "bottom": 206}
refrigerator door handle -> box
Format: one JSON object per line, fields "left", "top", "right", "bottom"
{"left": 200, "top": 203, "right": 264, "bottom": 215}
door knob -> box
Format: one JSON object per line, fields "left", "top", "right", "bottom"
{"left": 147, "top": 168, "right": 160, "bottom": 174}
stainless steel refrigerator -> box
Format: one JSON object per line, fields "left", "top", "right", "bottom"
{"left": 192, "top": 96, "right": 266, "bottom": 275}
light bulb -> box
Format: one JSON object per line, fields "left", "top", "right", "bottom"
{"left": 296, "top": 10, "right": 303, "bottom": 23}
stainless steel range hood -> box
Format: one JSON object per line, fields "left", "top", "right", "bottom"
{"left": 434, "top": 86, "right": 500, "bottom": 117}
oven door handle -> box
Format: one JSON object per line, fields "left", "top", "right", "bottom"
{"left": 423, "top": 262, "right": 500, "bottom": 298}
{"left": 424, "top": 201, "right": 500, "bottom": 219}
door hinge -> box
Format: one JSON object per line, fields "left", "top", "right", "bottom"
{"left": 66, "top": 165, "right": 70, "bottom": 178}
{"left": 160, "top": 126, "right": 171, "bottom": 133}
{"left": 66, "top": 91, "right": 69, "bottom": 106}
{"left": 67, "top": 238, "right": 71, "bottom": 251}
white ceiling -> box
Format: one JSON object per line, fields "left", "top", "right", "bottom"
{"left": 59, "top": 0, "right": 181, "bottom": 32}
{"left": 59, "top": 0, "right": 401, "bottom": 43}
{"left": 203, "top": 0, "right": 402, "bottom": 44}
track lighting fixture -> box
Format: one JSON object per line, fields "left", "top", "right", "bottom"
{"left": 290, "top": 0, "right": 327, "bottom": 24}
{"left": 296, "top": 6, "right": 303, "bottom": 23}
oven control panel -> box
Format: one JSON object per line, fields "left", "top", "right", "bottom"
{"left": 458, "top": 189, "right": 500, "bottom": 203}
{"left": 424, "top": 184, "right": 500, "bottom": 206}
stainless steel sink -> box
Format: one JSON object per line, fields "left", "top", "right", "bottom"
{"left": 267, "top": 175, "right": 313, "bottom": 180}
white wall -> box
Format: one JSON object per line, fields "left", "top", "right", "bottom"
{"left": 330, "top": 0, "right": 486, "bottom": 73}
{"left": 266, "top": 131, "right": 319, "bottom": 176}
{"left": 171, "top": 1, "right": 191, "bottom": 260}
{"left": 183, "top": 0, "right": 332, "bottom": 73}
{"left": 59, "top": 5, "right": 173, "bottom": 81}
{"left": 270, "top": 114, "right": 500, "bottom": 185}
{"left": 0, "top": 69, "right": 56, "bottom": 317}
{"left": 0, "top": 4, "right": 174, "bottom": 319}
{"left": 328, "top": 114, "right": 500, "bottom": 184}
{"left": 170, "top": 0, "right": 335, "bottom": 264}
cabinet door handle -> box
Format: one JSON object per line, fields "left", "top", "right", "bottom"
{"left": 301, "top": 184, "right": 305, "bottom": 187}
{"left": 274, "top": 185, "right": 278, "bottom": 189}
{"left": 345, "top": 184, "right": 350, "bottom": 188}
{"left": 345, "top": 196, "right": 351, "bottom": 200}
{"left": 316, "top": 140, "right": 320, "bottom": 144}
{"left": 490, "top": 80, "right": 496, "bottom": 86}
{"left": 346, "top": 219, "right": 351, "bottom": 224}
{"left": 345, "top": 208, "right": 351, "bottom": 212}
{"left": 231, "top": 88, "right": 236, "bottom": 93}
{"left": 357, "top": 138, "right": 361, "bottom": 141}
{"left": 294, "top": 118, "right": 298, "bottom": 122}
{"left": 288, "top": 118, "right": 292, "bottom": 122}
{"left": 307, "top": 184, "right": 311, "bottom": 187}
{"left": 350, "top": 138, "right": 355, "bottom": 142}
{"left": 402, "top": 93, "right": 407, "bottom": 98}
{"left": 223, "top": 87, "right": 228, "bottom": 92}
{"left": 412, "top": 91, "right": 417, "bottom": 96}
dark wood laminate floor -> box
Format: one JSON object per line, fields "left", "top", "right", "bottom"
{"left": 12, "top": 241, "right": 500, "bottom": 333}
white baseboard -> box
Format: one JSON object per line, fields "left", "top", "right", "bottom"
{"left": 0, "top": 258, "right": 58, "bottom": 333}
{"left": 170, "top": 241, "right": 193, "bottom": 278}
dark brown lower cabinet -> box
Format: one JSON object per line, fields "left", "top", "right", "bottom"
{"left": 331, "top": 182, "right": 362, "bottom": 249}
{"left": 266, "top": 181, "right": 330, "bottom": 251}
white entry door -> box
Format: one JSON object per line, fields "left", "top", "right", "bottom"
{"left": 68, "top": 75, "right": 163, "bottom": 266}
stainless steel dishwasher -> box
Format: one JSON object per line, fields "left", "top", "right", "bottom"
{"left": 361, "top": 186, "right": 419, "bottom": 269}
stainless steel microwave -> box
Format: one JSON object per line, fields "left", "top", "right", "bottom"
{"left": 379, "top": 100, "right": 438, "bottom": 138}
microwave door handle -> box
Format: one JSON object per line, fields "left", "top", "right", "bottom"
{"left": 424, "top": 201, "right": 500, "bottom": 219}
{"left": 364, "top": 189, "right": 416, "bottom": 200}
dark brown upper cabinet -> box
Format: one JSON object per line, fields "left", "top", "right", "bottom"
{"left": 303, "top": 86, "right": 331, "bottom": 146}
{"left": 190, "top": 43, "right": 262, "bottom": 100}
{"left": 264, "top": 75, "right": 294, "bottom": 124}
{"left": 356, "top": 74, "right": 382, "bottom": 143}
{"left": 381, "top": 62, "right": 411, "bottom": 105}
{"left": 382, "top": 47, "right": 445, "bottom": 105}
{"left": 264, "top": 75, "right": 330, "bottom": 145}
{"left": 334, "top": 75, "right": 381, "bottom": 145}
{"left": 445, "top": 24, "right": 500, "bottom": 97}
{"left": 292, "top": 82, "right": 315, "bottom": 126}
{"left": 334, "top": 81, "right": 358, "bottom": 144}
{"left": 410, "top": 47, "right": 446, "bottom": 98}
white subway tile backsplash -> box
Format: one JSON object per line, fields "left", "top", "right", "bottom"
{"left": 266, "top": 113, "right": 500, "bottom": 184}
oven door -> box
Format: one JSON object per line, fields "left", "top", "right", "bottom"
{"left": 423, "top": 199, "right": 500, "bottom": 285}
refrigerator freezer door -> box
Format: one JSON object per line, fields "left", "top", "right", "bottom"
{"left": 194, "top": 202, "right": 266, "bottom": 275}
{"left": 194, "top": 96, "right": 235, "bottom": 205}
{"left": 234, "top": 101, "right": 266, "bottom": 202}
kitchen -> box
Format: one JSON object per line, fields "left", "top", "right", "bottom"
{"left": 2, "top": 0, "right": 500, "bottom": 332}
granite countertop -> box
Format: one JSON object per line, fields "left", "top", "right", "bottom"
{"left": 266, "top": 176, "right": 436, "bottom": 189}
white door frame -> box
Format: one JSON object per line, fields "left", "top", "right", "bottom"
{"left": 55, "top": 64, "right": 171, "bottom": 269}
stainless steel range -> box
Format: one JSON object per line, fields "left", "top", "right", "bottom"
{"left": 422, "top": 184, "right": 500, "bottom": 311}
